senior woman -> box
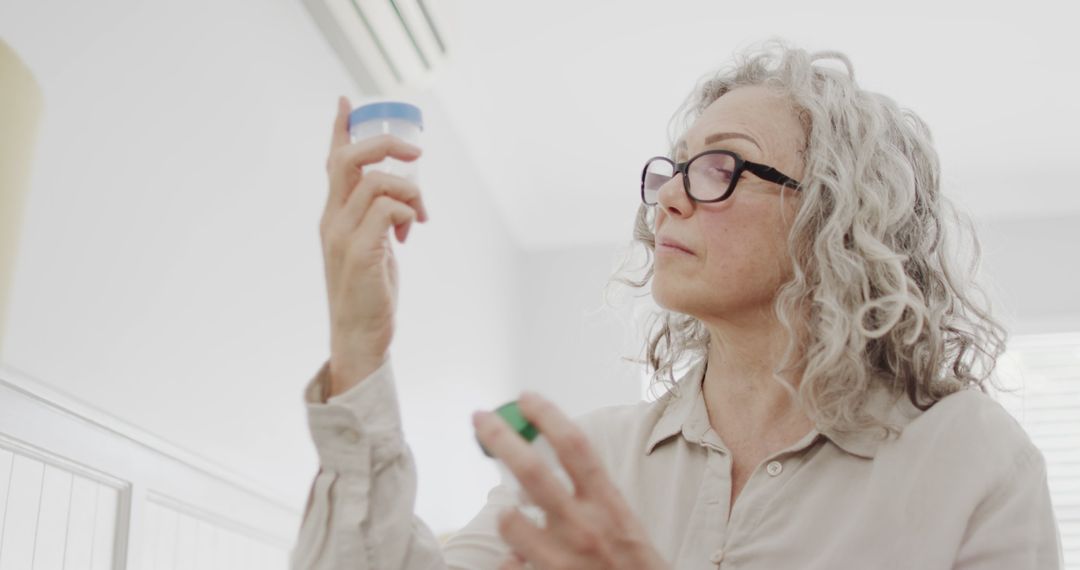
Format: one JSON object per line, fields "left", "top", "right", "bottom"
{"left": 291, "top": 42, "right": 1063, "bottom": 569}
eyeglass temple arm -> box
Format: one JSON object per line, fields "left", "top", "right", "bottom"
{"left": 744, "top": 162, "right": 802, "bottom": 190}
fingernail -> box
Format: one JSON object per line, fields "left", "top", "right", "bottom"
{"left": 472, "top": 411, "right": 490, "bottom": 426}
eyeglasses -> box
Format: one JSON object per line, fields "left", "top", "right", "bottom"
{"left": 640, "top": 149, "right": 802, "bottom": 206}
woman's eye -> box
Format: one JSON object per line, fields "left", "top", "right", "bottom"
{"left": 711, "top": 167, "right": 734, "bottom": 180}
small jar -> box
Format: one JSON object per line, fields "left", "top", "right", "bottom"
{"left": 477, "top": 400, "right": 575, "bottom": 526}
{"left": 348, "top": 101, "right": 423, "bottom": 184}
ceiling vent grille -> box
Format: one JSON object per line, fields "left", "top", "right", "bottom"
{"left": 303, "top": 0, "right": 452, "bottom": 95}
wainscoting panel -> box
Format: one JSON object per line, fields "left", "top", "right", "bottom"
{"left": 0, "top": 447, "right": 122, "bottom": 570}
{"left": 0, "top": 363, "right": 299, "bottom": 569}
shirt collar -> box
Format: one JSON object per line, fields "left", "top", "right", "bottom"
{"left": 644, "top": 360, "right": 923, "bottom": 460}
{"left": 644, "top": 361, "right": 706, "bottom": 455}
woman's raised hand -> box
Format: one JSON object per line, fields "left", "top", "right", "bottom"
{"left": 320, "top": 96, "right": 429, "bottom": 397}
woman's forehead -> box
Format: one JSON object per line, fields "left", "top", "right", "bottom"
{"left": 681, "top": 86, "right": 804, "bottom": 156}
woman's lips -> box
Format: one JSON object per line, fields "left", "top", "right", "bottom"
{"left": 658, "top": 242, "right": 694, "bottom": 255}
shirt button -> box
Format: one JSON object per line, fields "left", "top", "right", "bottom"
{"left": 710, "top": 548, "right": 725, "bottom": 563}
{"left": 766, "top": 460, "right": 783, "bottom": 476}
{"left": 341, "top": 428, "right": 361, "bottom": 443}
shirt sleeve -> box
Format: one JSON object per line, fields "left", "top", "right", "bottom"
{"left": 288, "top": 357, "right": 451, "bottom": 570}
{"left": 953, "top": 445, "right": 1065, "bottom": 570}
{"left": 287, "top": 356, "right": 600, "bottom": 569}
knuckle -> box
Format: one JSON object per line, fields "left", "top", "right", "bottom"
{"left": 325, "top": 235, "right": 345, "bottom": 261}
{"left": 402, "top": 178, "right": 421, "bottom": 197}
{"left": 359, "top": 168, "right": 384, "bottom": 188}
{"left": 326, "top": 147, "right": 345, "bottom": 171}
{"left": 365, "top": 169, "right": 417, "bottom": 196}
{"left": 320, "top": 206, "right": 340, "bottom": 226}
{"left": 371, "top": 172, "right": 398, "bottom": 194}
{"left": 370, "top": 194, "right": 395, "bottom": 212}
{"left": 573, "top": 528, "right": 602, "bottom": 555}
{"left": 318, "top": 214, "right": 338, "bottom": 238}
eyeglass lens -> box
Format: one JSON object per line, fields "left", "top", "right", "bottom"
{"left": 642, "top": 153, "right": 737, "bottom": 205}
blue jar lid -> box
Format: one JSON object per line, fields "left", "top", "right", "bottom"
{"left": 349, "top": 101, "right": 423, "bottom": 130}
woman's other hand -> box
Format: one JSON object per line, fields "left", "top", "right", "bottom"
{"left": 473, "top": 393, "right": 670, "bottom": 570}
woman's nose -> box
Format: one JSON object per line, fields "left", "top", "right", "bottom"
{"left": 655, "top": 172, "right": 692, "bottom": 218}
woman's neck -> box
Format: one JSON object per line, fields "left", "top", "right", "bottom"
{"left": 699, "top": 310, "right": 811, "bottom": 441}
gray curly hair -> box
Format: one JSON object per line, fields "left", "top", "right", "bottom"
{"left": 610, "top": 39, "right": 1008, "bottom": 437}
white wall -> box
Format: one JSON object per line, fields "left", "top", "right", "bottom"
{"left": 978, "top": 214, "right": 1080, "bottom": 333}
{"left": 517, "top": 241, "right": 649, "bottom": 418}
{"left": 0, "top": 0, "right": 520, "bottom": 535}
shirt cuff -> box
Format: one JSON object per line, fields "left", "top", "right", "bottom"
{"left": 302, "top": 357, "right": 405, "bottom": 473}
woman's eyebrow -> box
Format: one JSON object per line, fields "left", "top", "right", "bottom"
{"left": 676, "top": 132, "right": 763, "bottom": 156}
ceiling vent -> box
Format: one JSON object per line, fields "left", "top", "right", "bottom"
{"left": 302, "top": 0, "right": 452, "bottom": 95}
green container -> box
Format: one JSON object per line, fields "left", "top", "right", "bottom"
{"left": 476, "top": 400, "right": 538, "bottom": 457}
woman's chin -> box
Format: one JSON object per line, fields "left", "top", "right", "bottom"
{"left": 651, "top": 281, "right": 690, "bottom": 314}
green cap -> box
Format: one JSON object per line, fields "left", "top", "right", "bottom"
{"left": 477, "top": 400, "right": 539, "bottom": 458}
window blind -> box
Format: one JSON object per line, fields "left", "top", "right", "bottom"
{"left": 992, "top": 332, "right": 1080, "bottom": 568}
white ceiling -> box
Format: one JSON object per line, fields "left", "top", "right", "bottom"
{"left": 426, "top": 0, "right": 1080, "bottom": 251}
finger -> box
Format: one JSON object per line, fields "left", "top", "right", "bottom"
{"left": 473, "top": 411, "right": 575, "bottom": 517}
{"left": 344, "top": 133, "right": 422, "bottom": 172}
{"left": 338, "top": 171, "right": 428, "bottom": 235}
{"left": 496, "top": 508, "right": 561, "bottom": 569}
{"left": 329, "top": 95, "right": 352, "bottom": 153}
{"left": 324, "top": 96, "right": 356, "bottom": 214}
{"left": 350, "top": 195, "right": 418, "bottom": 250}
{"left": 327, "top": 134, "right": 422, "bottom": 209}
{"left": 517, "top": 392, "right": 612, "bottom": 498}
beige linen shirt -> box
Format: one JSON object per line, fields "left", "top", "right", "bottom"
{"left": 289, "top": 357, "right": 1064, "bottom": 569}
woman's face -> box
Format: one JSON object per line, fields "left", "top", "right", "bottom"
{"left": 652, "top": 85, "right": 807, "bottom": 323}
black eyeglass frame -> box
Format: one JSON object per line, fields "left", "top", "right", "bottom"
{"left": 640, "top": 149, "right": 803, "bottom": 206}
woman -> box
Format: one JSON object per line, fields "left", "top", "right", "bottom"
{"left": 290, "top": 42, "right": 1064, "bottom": 569}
